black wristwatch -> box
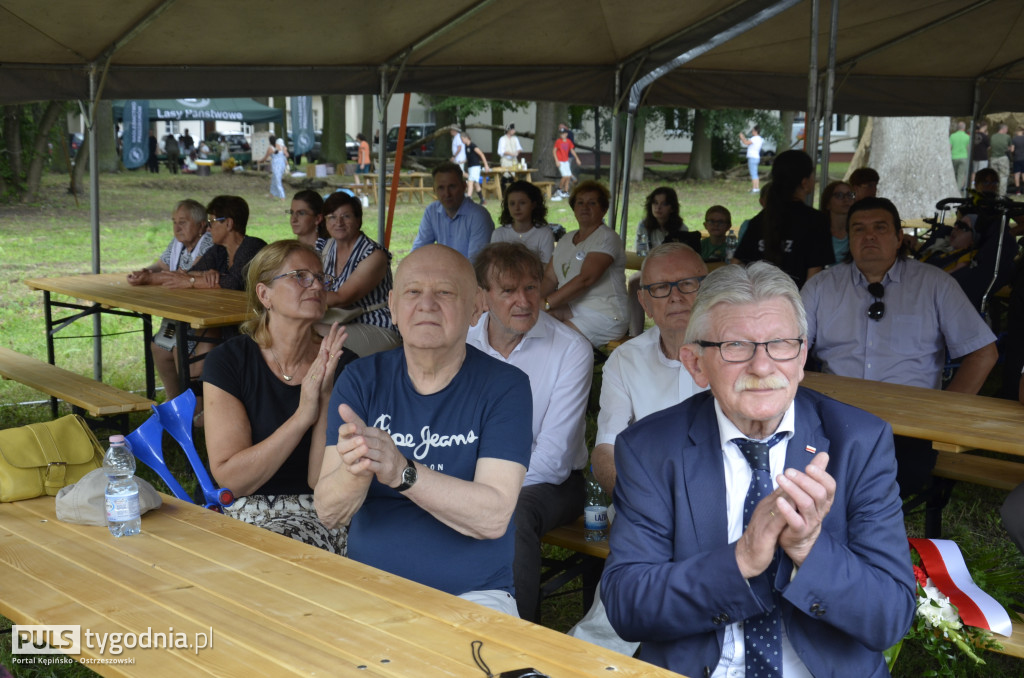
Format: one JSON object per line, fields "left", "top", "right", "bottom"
{"left": 395, "top": 457, "right": 417, "bottom": 492}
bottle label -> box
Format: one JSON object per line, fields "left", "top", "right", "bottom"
{"left": 584, "top": 505, "right": 608, "bottom": 530}
{"left": 106, "top": 490, "right": 140, "bottom": 522}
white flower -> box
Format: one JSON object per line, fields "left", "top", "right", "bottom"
{"left": 916, "top": 578, "right": 963, "bottom": 630}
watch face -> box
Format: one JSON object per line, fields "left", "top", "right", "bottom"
{"left": 403, "top": 465, "right": 417, "bottom": 485}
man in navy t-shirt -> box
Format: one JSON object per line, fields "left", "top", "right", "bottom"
{"left": 315, "top": 245, "right": 532, "bottom": 616}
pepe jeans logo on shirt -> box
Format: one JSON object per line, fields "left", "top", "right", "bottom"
{"left": 373, "top": 414, "right": 478, "bottom": 462}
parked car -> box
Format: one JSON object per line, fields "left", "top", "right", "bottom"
{"left": 286, "top": 130, "right": 324, "bottom": 163}
{"left": 386, "top": 123, "right": 436, "bottom": 156}
{"left": 346, "top": 133, "right": 358, "bottom": 160}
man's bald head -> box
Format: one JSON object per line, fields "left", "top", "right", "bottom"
{"left": 391, "top": 245, "right": 482, "bottom": 352}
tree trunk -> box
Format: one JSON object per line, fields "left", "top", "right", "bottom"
{"left": 871, "top": 116, "right": 958, "bottom": 219}
{"left": 432, "top": 98, "right": 456, "bottom": 160}
{"left": 4, "top": 106, "right": 24, "bottom": 191}
{"left": 24, "top": 101, "right": 62, "bottom": 201}
{"left": 779, "top": 111, "right": 796, "bottom": 153}
{"left": 70, "top": 132, "right": 88, "bottom": 194}
{"left": 273, "top": 97, "right": 287, "bottom": 138}
{"left": 490, "top": 105, "right": 503, "bottom": 156}
{"left": 533, "top": 101, "right": 558, "bottom": 179}
{"left": 628, "top": 115, "right": 646, "bottom": 182}
{"left": 845, "top": 116, "right": 873, "bottom": 181}
{"left": 361, "top": 95, "right": 374, "bottom": 141}
{"left": 95, "top": 101, "right": 118, "bottom": 173}
{"left": 685, "top": 110, "right": 713, "bottom": 180}
{"left": 253, "top": 98, "right": 270, "bottom": 134}
{"left": 322, "top": 95, "right": 347, "bottom": 164}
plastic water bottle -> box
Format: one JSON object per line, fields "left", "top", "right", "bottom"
{"left": 584, "top": 477, "right": 608, "bottom": 542}
{"left": 104, "top": 435, "right": 141, "bottom": 537}
{"left": 725, "top": 229, "right": 738, "bottom": 261}
{"left": 636, "top": 226, "right": 650, "bottom": 258}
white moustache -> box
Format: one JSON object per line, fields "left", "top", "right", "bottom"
{"left": 734, "top": 374, "right": 790, "bottom": 392}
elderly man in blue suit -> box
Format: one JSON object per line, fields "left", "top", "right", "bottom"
{"left": 602, "top": 261, "right": 914, "bottom": 678}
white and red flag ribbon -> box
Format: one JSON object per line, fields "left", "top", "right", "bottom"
{"left": 909, "top": 537, "right": 1013, "bottom": 637}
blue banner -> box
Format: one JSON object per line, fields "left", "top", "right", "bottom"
{"left": 291, "top": 96, "right": 314, "bottom": 157}
{"left": 121, "top": 100, "right": 149, "bottom": 169}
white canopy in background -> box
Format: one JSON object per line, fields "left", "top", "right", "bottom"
{"left": 1, "top": 0, "right": 1023, "bottom": 115}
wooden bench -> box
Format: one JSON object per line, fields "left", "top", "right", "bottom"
{"left": 540, "top": 516, "right": 608, "bottom": 616}
{"left": 533, "top": 181, "right": 556, "bottom": 200}
{"left": 0, "top": 347, "right": 155, "bottom": 431}
{"left": 923, "top": 449, "right": 1024, "bottom": 538}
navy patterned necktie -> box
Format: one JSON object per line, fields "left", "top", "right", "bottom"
{"left": 733, "top": 432, "right": 787, "bottom": 678}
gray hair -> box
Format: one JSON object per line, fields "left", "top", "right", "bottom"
{"left": 683, "top": 261, "right": 807, "bottom": 345}
{"left": 174, "top": 199, "right": 207, "bottom": 225}
{"left": 639, "top": 242, "right": 704, "bottom": 281}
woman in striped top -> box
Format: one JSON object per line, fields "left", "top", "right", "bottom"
{"left": 317, "top": 191, "right": 401, "bottom": 357}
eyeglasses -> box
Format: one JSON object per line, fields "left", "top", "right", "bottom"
{"left": 835, "top": 191, "right": 857, "bottom": 200}
{"left": 641, "top": 276, "right": 706, "bottom": 298}
{"left": 271, "top": 269, "right": 336, "bottom": 288}
{"left": 867, "top": 282, "right": 885, "bottom": 321}
{"left": 286, "top": 209, "right": 313, "bottom": 217}
{"left": 208, "top": 216, "right": 227, "bottom": 223}
{"left": 697, "top": 338, "right": 804, "bottom": 363}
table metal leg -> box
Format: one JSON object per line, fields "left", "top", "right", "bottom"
{"left": 42, "top": 291, "right": 58, "bottom": 418}
{"left": 141, "top": 314, "right": 155, "bottom": 401}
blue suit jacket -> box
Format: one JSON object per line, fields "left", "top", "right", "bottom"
{"left": 602, "top": 388, "right": 915, "bottom": 678}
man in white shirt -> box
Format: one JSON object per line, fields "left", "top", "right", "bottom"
{"left": 571, "top": 242, "right": 709, "bottom": 653}
{"left": 450, "top": 127, "right": 466, "bottom": 172}
{"left": 739, "top": 125, "right": 764, "bottom": 193}
{"left": 467, "top": 242, "right": 594, "bottom": 622}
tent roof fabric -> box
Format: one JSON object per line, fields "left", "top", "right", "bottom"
{"left": 1, "top": 0, "right": 1023, "bottom": 115}
{"left": 111, "top": 98, "right": 283, "bottom": 123}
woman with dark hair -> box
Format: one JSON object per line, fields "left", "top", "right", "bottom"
{"left": 491, "top": 180, "right": 556, "bottom": 263}
{"left": 636, "top": 187, "right": 687, "bottom": 250}
{"left": 317, "top": 191, "right": 400, "bottom": 357}
{"left": 289, "top": 189, "right": 328, "bottom": 251}
{"left": 203, "top": 240, "right": 355, "bottom": 554}
{"left": 820, "top": 180, "right": 856, "bottom": 263}
{"left": 733, "top": 149, "right": 833, "bottom": 287}
{"left": 626, "top": 187, "right": 688, "bottom": 335}
{"left": 541, "top": 180, "right": 628, "bottom": 346}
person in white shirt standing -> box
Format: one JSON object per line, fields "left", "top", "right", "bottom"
{"left": 467, "top": 242, "right": 593, "bottom": 622}
{"left": 739, "top": 125, "right": 764, "bottom": 193}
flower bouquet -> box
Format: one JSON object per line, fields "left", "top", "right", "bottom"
{"left": 885, "top": 538, "right": 1015, "bottom": 677}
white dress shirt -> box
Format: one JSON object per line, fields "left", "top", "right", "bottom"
{"left": 711, "top": 400, "right": 813, "bottom": 678}
{"left": 595, "top": 326, "right": 706, "bottom": 447}
{"left": 467, "top": 311, "right": 592, "bottom": 486}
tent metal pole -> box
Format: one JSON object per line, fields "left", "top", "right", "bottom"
{"left": 617, "top": 110, "right": 637, "bottom": 241}
{"left": 818, "top": 0, "right": 839, "bottom": 197}
{"left": 614, "top": 0, "right": 800, "bottom": 238}
{"left": 609, "top": 70, "right": 622, "bottom": 229}
{"left": 376, "top": 67, "right": 389, "bottom": 244}
{"left": 804, "top": 0, "right": 820, "bottom": 194}
{"left": 88, "top": 65, "right": 102, "bottom": 382}
{"left": 966, "top": 78, "right": 982, "bottom": 195}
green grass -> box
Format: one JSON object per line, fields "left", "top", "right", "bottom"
{"left": 1, "top": 166, "right": 1022, "bottom": 677}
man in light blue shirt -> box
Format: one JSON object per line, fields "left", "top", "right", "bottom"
{"left": 412, "top": 162, "right": 494, "bottom": 262}
{"left": 801, "top": 196, "right": 997, "bottom": 495}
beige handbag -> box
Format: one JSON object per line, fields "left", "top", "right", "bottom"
{"left": 0, "top": 414, "right": 105, "bottom": 502}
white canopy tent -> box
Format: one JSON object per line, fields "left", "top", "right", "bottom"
{"left": 3, "top": 0, "right": 1024, "bottom": 373}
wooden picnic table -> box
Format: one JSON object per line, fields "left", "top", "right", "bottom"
{"left": 801, "top": 371, "right": 1024, "bottom": 456}
{"left": 24, "top": 274, "right": 251, "bottom": 400}
{"left": 0, "top": 495, "right": 681, "bottom": 677}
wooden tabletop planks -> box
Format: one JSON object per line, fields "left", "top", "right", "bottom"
{"left": 801, "top": 372, "right": 1024, "bottom": 456}
{"left": 24, "top": 274, "right": 252, "bottom": 328}
{"left": 0, "top": 496, "right": 680, "bottom": 677}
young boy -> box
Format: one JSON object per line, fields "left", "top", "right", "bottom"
{"left": 700, "top": 205, "right": 731, "bottom": 262}
{"left": 552, "top": 128, "right": 581, "bottom": 199}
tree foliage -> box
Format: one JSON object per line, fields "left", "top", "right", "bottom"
{"left": 423, "top": 96, "right": 529, "bottom": 131}
{"left": 0, "top": 102, "right": 72, "bottom": 202}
